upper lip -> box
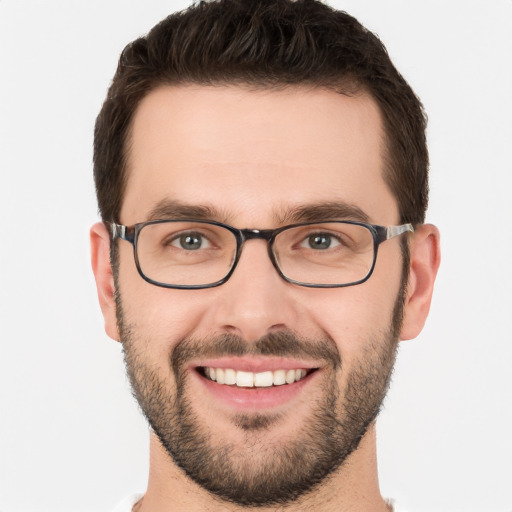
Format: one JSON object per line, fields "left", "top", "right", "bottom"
{"left": 191, "top": 356, "right": 320, "bottom": 373}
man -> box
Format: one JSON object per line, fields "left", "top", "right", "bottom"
{"left": 90, "top": 1, "right": 440, "bottom": 510}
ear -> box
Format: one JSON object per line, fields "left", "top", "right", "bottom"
{"left": 90, "top": 222, "right": 120, "bottom": 341}
{"left": 400, "top": 224, "right": 441, "bottom": 341}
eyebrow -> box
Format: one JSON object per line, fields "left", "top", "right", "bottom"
{"left": 146, "top": 199, "right": 227, "bottom": 222}
{"left": 145, "top": 199, "right": 370, "bottom": 225}
{"left": 275, "top": 201, "right": 370, "bottom": 224}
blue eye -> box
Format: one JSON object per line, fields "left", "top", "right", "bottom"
{"left": 171, "top": 232, "right": 211, "bottom": 250}
{"left": 301, "top": 234, "right": 341, "bottom": 250}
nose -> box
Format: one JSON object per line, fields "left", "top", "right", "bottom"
{"left": 208, "top": 239, "right": 301, "bottom": 341}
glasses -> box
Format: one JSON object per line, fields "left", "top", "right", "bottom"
{"left": 111, "top": 219, "right": 413, "bottom": 289}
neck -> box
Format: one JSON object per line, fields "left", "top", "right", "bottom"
{"left": 137, "top": 424, "right": 389, "bottom": 512}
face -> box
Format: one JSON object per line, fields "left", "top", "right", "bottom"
{"left": 114, "top": 86, "right": 407, "bottom": 505}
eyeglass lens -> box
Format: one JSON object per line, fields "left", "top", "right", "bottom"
{"left": 136, "top": 221, "right": 375, "bottom": 287}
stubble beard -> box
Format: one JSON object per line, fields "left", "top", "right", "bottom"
{"left": 115, "top": 257, "right": 407, "bottom": 507}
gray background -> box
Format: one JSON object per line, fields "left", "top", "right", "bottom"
{"left": 1, "top": 1, "right": 511, "bottom": 510}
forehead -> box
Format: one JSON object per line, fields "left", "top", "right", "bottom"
{"left": 122, "top": 85, "right": 398, "bottom": 226}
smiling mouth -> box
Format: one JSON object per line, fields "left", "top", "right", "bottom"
{"left": 200, "top": 367, "right": 317, "bottom": 388}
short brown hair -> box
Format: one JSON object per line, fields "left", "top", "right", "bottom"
{"left": 94, "top": 0, "right": 429, "bottom": 226}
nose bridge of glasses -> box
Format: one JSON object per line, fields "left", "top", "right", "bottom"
{"left": 239, "top": 228, "right": 278, "bottom": 260}
{"left": 240, "top": 228, "right": 275, "bottom": 242}
{"left": 235, "top": 228, "right": 280, "bottom": 275}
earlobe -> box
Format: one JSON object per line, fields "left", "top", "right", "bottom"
{"left": 400, "top": 224, "right": 441, "bottom": 341}
{"left": 90, "top": 222, "right": 120, "bottom": 341}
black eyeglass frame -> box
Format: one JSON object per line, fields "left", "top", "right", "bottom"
{"left": 111, "top": 219, "right": 414, "bottom": 290}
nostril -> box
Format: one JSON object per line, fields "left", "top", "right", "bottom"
{"left": 269, "top": 323, "right": 287, "bottom": 332}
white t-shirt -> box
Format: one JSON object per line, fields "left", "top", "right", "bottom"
{"left": 111, "top": 494, "right": 143, "bottom": 512}
{"left": 111, "top": 494, "right": 408, "bottom": 511}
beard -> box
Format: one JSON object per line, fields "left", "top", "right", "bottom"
{"left": 116, "top": 254, "right": 408, "bottom": 507}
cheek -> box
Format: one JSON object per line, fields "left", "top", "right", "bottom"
{"left": 304, "top": 267, "right": 402, "bottom": 366}
{"left": 117, "top": 251, "right": 210, "bottom": 358}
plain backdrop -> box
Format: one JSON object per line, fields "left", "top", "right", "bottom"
{"left": 1, "top": 1, "right": 511, "bottom": 511}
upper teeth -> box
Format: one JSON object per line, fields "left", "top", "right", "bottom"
{"left": 204, "top": 367, "right": 308, "bottom": 387}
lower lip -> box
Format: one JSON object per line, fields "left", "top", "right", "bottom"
{"left": 193, "top": 370, "right": 317, "bottom": 410}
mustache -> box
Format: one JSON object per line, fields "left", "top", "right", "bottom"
{"left": 171, "top": 330, "right": 341, "bottom": 374}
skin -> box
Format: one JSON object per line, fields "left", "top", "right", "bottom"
{"left": 91, "top": 85, "right": 440, "bottom": 511}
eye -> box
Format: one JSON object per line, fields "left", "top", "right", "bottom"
{"left": 170, "top": 232, "right": 211, "bottom": 250}
{"left": 301, "top": 233, "right": 341, "bottom": 250}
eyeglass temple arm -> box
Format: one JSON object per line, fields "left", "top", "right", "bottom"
{"left": 373, "top": 223, "right": 414, "bottom": 244}
{"left": 386, "top": 223, "right": 414, "bottom": 239}
{"left": 110, "top": 223, "right": 135, "bottom": 243}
